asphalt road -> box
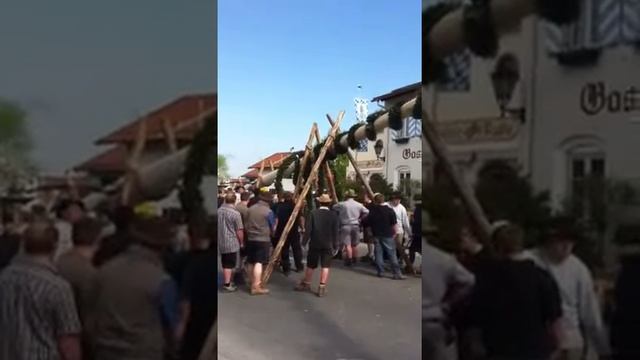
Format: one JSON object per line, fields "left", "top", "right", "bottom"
{"left": 218, "top": 248, "right": 422, "bottom": 360}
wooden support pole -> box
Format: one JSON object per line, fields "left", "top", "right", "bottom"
{"left": 295, "top": 123, "right": 319, "bottom": 199}
{"left": 162, "top": 117, "right": 178, "bottom": 153}
{"left": 122, "top": 117, "right": 147, "bottom": 206}
{"left": 422, "top": 113, "right": 492, "bottom": 244}
{"left": 262, "top": 111, "right": 345, "bottom": 284}
{"left": 313, "top": 127, "right": 338, "bottom": 204}
{"left": 325, "top": 115, "right": 375, "bottom": 200}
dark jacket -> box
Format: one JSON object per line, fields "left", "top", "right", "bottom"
{"left": 304, "top": 208, "right": 339, "bottom": 250}
{"left": 362, "top": 204, "right": 397, "bottom": 238}
{"left": 611, "top": 254, "right": 640, "bottom": 358}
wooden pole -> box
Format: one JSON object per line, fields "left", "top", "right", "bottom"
{"left": 313, "top": 127, "right": 338, "bottom": 204}
{"left": 422, "top": 112, "right": 492, "bottom": 244}
{"left": 162, "top": 117, "right": 178, "bottom": 153}
{"left": 262, "top": 111, "right": 345, "bottom": 284}
{"left": 428, "top": 0, "right": 537, "bottom": 60}
{"left": 256, "top": 160, "right": 265, "bottom": 189}
{"left": 325, "top": 115, "right": 375, "bottom": 200}
{"left": 122, "top": 117, "right": 147, "bottom": 205}
{"left": 295, "top": 123, "right": 319, "bottom": 199}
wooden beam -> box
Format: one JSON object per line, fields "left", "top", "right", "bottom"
{"left": 295, "top": 123, "right": 319, "bottom": 199}
{"left": 162, "top": 117, "right": 178, "bottom": 153}
{"left": 122, "top": 117, "right": 147, "bottom": 205}
{"left": 422, "top": 112, "right": 492, "bottom": 244}
{"left": 325, "top": 115, "right": 375, "bottom": 200}
{"left": 262, "top": 111, "right": 345, "bottom": 284}
{"left": 313, "top": 126, "right": 338, "bottom": 204}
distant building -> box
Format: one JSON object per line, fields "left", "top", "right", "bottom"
{"left": 370, "top": 82, "right": 422, "bottom": 196}
{"left": 75, "top": 94, "right": 216, "bottom": 186}
{"left": 241, "top": 152, "right": 292, "bottom": 181}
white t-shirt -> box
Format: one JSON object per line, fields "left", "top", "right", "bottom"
{"left": 54, "top": 221, "right": 73, "bottom": 261}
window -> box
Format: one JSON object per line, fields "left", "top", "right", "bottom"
{"left": 568, "top": 150, "right": 605, "bottom": 220}
{"left": 398, "top": 169, "right": 412, "bottom": 197}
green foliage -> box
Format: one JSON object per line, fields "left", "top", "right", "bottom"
{"left": 474, "top": 160, "right": 552, "bottom": 247}
{"left": 180, "top": 114, "right": 216, "bottom": 220}
{"left": 423, "top": 179, "right": 466, "bottom": 252}
{"left": 368, "top": 173, "right": 394, "bottom": 198}
{"left": 217, "top": 154, "right": 229, "bottom": 179}
{"left": 0, "top": 100, "right": 35, "bottom": 189}
{"left": 332, "top": 154, "right": 349, "bottom": 200}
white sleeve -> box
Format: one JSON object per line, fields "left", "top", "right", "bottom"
{"left": 578, "top": 264, "right": 610, "bottom": 355}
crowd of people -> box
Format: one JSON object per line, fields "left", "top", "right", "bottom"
{"left": 217, "top": 184, "right": 422, "bottom": 297}
{"left": 424, "top": 217, "right": 640, "bottom": 360}
{"left": 0, "top": 197, "right": 217, "bottom": 360}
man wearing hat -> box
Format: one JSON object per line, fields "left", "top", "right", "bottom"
{"left": 244, "top": 188, "right": 276, "bottom": 295}
{"left": 295, "top": 193, "right": 339, "bottom": 297}
{"left": 334, "top": 189, "right": 369, "bottom": 266}
{"left": 525, "top": 218, "right": 610, "bottom": 360}
{"left": 92, "top": 216, "right": 180, "bottom": 360}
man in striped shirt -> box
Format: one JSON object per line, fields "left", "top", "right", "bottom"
{"left": 217, "top": 192, "right": 244, "bottom": 292}
{"left": 0, "top": 221, "right": 82, "bottom": 360}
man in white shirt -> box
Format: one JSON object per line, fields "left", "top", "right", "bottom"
{"left": 525, "top": 218, "right": 611, "bottom": 360}
{"left": 424, "top": 238, "right": 475, "bottom": 360}
{"left": 53, "top": 199, "right": 86, "bottom": 261}
{"left": 387, "top": 192, "right": 412, "bottom": 266}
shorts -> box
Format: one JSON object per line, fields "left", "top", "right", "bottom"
{"left": 220, "top": 252, "right": 238, "bottom": 269}
{"left": 246, "top": 241, "right": 271, "bottom": 264}
{"left": 307, "top": 248, "right": 332, "bottom": 269}
{"left": 340, "top": 225, "right": 361, "bottom": 246}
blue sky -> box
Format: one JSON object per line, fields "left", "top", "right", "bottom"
{"left": 0, "top": 0, "right": 215, "bottom": 173}
{"left": 218, "top": 0, "right": 420, "bottom": 177}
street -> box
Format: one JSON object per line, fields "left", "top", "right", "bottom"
{"left": 218, "top": 248, "right": 421, "bottom": 360}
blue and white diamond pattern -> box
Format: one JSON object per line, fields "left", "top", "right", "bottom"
{"left": 438, "top": 50, "right": 471, "bottom": 92}
{"left": 545, "top": 0, "right": 640, "bottom": 54}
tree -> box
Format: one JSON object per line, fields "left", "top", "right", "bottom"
{"left": 474, "top": 160, "right": 552, "bottom": 247}
{"left": 0, "top": 100, "right": 35, "bottom": 191}
{"left": 217, "top": 154, "right": 229, "bottom": 180}
{"left": 331, "top": 154, "right": 349, "bottom": 200}
{"left": 368, "top": 173, "right": 394, "bottom": 198}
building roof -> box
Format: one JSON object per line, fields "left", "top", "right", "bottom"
{"left": 74, "top": 146, "right": 128, "bottom": 174}
{"left": 247, "top": 152, "right": 292, "bottom": 170}
{"left": 96, "top": 93, "right": 216, "bottom": 145}
{"left": 371, "top": 82, "right": 421, "bottom": 102}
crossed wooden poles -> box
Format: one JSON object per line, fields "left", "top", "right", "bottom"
{"left": 262, "top": 110, "right": 418, "bottom": 284}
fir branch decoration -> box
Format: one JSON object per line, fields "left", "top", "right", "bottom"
{"left": 179, "top": 112, "right": 216, "bottom": 219}
{"left": 274, "top": 153, "right": 298, "bottom": 195}
{"left": 537, "top": 0, "right": 580, "bottom": 25}
{"left": 388, "top": 103, "right": 404, "bottom": 130}
{"left": 347, "top": 124, "right": 362, "bottom": 149}
{"left": 366, "top": 110, "right": 386, "bottom": 124}
{"left": 334, "top": 132, "right": 350, "bottom": 155}
{"left": 292, "top": 156, "right": 301, "bottom": 186}
{"left": 463, "top": 2, "right": 499, "bottom": 58}
{"left": 423, "top": 3, "right": 458, "bottom": 85}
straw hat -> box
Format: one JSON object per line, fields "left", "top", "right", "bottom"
{"left": 343, "top": 189, "right": 357, "bottom": 198}
{"left": 316, "top": 194, "right": 332, "bottom": 204}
